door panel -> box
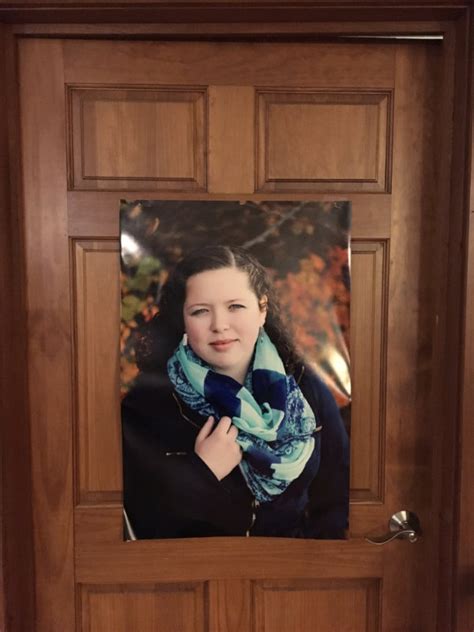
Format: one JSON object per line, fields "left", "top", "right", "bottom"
{"left": 256, "top": 89, "right": 391, "bottom": 192}
{"left": 254, "top": 579, "right": 381, "bottom": 632}
{"left": 20, "top": 38, "right": 440, "bottom": 631}
{"left": 80, "top": 583, "right": 206, "bottom": 632}
{"left": 69, "top": 86, "right": 207, "bottom": 191}
{"left": 73, "top": 239, "right": 121, "bottom": 505}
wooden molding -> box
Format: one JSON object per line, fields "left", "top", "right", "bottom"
{"left": 453, "top": 9, "right": 473, "bottom": 631}
{"left": 0, "top": 3, "right": 468, "bottom": 26}
{"left": 8, "top": 21, "right": 451, "bottom": 37}
{"left": 0, "top": 24, "right": 36, "bottom": 632}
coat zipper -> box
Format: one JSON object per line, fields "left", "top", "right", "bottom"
{"left": 245, "top": 498, "right": 260, "bottom": 536}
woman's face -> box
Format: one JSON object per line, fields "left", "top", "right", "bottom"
{"left": 183, "top": 267, "right": 267, "bottom": 383}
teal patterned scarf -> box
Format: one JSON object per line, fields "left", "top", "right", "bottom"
{"left": 167, "top": 330, "right": 318, "bottom": 503}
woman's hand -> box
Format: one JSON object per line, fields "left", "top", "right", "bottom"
{"left": 194, "top": 416, "right": 242, "bottom": 480}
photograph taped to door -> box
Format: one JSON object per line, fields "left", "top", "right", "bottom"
{"left": 120, "top": 200, "right": 351, "bottom": 540}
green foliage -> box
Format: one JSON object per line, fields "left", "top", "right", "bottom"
{"left": 121, "top": 295, "right": 145, "bottom": 322}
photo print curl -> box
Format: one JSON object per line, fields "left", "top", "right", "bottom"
{"left": 120, "top": 200, "right": 351, "bottom": 540}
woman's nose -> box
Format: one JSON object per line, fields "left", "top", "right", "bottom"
{"left": 210, "top": 310, "right": 230, "bottom": 332}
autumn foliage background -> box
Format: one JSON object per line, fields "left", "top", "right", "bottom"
{"left": 120, "top": 200, "right": 351, "bottom": 422}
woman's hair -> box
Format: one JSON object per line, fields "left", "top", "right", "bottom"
{"left": 136, "top": 245, "right": 301, "bottom": 374}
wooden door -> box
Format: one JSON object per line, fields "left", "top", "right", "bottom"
{"left": 19, "top": 38, "right": 444, "bottom": 631}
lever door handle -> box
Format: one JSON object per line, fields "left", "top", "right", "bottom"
{"left": 365, "top": 510, "right": 421, "bottom": 546}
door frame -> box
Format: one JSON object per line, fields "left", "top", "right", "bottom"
{"left": 0, "top": 4, "right": 471, "bottom": 631}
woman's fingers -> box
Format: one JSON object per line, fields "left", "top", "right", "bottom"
{"left": 215, "top": 416, "right": 232, "bottom": 435}
{"left": 227, "top": 424, "right": 239, "bottom": 440}
{"left": 195, "top": 416, "right": 215, "bottom": 444}
{"left": 197, "top": 416, "right": 238, "bottom": 442}
{"left": 209, "top": 416, "right": 239, "bottom": 441}
{"left": 193, "top": 415, "right": 242, "bottom": 480}
{"left": 216, "top": 417, "right": 239, "bottom": 442}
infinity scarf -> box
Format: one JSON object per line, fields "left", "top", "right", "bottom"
{"left": 167, "top": 329, "right": 317, "bottom": 503}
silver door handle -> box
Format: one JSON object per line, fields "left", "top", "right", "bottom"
{"left": 365, "top": 511, "right": 421, "bottom": 545}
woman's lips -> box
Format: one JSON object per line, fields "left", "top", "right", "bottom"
{"left": 209, "top": 339, "right": 237, "bottom": 351}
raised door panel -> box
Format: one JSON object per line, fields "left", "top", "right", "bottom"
{"left": 256, "top": 90, "right": 392, "bottom": 193}
{"left": 68, "top": 87, "right": 207, "bottom": 191}
{"left": 350, "top": 240, "right": 388, "bottom": 503}
{"left": 80, "top": 583, "right": 206, "bottom": 632}
{"left": 254, "top": 579, "right": 381, "bottom": 632}
{"left": 73, "top": 240, "right": 122, "bottom": 504}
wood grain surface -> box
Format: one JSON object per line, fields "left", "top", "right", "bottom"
{"left": 19, "top": 39, "right": 75, "bottom": 631}
{"left": 0, "top": 8, "right": 470, "bottom": 631}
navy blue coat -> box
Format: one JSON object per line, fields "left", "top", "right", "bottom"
{"left": 122, "top": 366, "right": 349, "bottom": 539}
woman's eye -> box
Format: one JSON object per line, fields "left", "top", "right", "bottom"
{"left": 229, "top": 304, "right": 246, "bottom": 311}
{"left": 190, "top": 308, "right": 208, "bottom": 316}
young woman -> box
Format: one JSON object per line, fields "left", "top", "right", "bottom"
{"left": 122, "top": 245, "right": 349, "bottom": 539}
